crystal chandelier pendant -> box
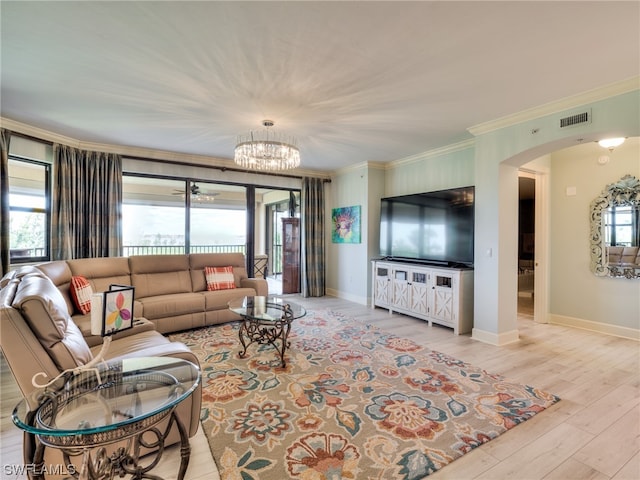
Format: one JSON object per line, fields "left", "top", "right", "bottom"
{"left": 234, "top": 120, "right": 300, "bottom": 171}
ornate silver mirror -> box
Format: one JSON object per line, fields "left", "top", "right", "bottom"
{"left": 590, "top": 174, "right": 640, "bottom": 279}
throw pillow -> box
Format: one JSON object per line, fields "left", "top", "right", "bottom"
{"left": 70, "top": 275, "right": 93, "bottom": 315}
{"left": 205, "top": 266, "right": 236, "bottom": 291}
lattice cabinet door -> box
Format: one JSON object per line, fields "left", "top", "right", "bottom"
{"left": 432, "top": 289, "right": 454, "bottom": 322}
{"left": 392, "top": 269, "right": 410, "bottom": 310}
{"left": 373, "top": 266, "right": 391, "bottom": 307}
{"left": 430, "top": 274, "right": 456, "bottom": 324}
{"left": 410, "top": 271, "right": 428, "bottom": 316}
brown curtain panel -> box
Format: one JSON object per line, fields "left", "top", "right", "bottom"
{"left": 0, "top": 129, "right": 11, "bottom": 275}
{"left": 300, "top": 177, "right": 325, "bottom": 297}
{"left": 51, "top": 144, "right": 123, "bottom": 259}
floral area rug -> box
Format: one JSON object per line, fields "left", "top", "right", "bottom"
{"left": 169, "top": 309, "right": 560, "bottom": 480}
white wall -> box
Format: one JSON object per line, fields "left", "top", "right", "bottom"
{"left": 549, "top": 138, "right": 640, "bottom": 333}
{"left": 384, "top": 142, "right": 475, "bottom": 196}
{"left": 326, "top": 87, "right": 640, "bottom": 342}
{"left": 472, "top": 88, "right": 640, "bottom": 343}
{"left": 326, "top": 164, "right": 371, "bottom": 304}
{"left": 366, "top": 165, "right": 386, "bottom": 301}
{"left": 326, "top": 146, "right": 475, "bottom": 304}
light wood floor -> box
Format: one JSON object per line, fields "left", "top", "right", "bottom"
{"left": 2, "top": 295, "right": 638, "bottom": 479}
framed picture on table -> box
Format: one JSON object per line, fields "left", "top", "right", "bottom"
{"left": 91, "top": 285, "right": 135, "bottom": 337}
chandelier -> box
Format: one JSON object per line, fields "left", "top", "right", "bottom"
{"left": 234, "top": 120, "right": 300, "bottom": 171}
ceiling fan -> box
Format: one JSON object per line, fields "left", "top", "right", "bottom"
{"left": 172, "top": 183, "right": 219, "bottom": 202}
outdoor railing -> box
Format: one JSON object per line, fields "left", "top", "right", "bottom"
{"left": 122, "top": 244, "right": 246, "bottom": 256}
{"left": 9, "top": 248, "right": 46, "bottom": 261}
{"left": 9, "top": 245, "right": 283, "bottom": 275}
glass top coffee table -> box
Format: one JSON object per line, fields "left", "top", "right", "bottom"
{"left": 228, "top": 296, "right": 306, "bottom": 367}
{"left": 13, "top": 356, "right": 200, "bottom": 480}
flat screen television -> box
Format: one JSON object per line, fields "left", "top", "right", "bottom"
{"left": 379, "top": 186, "right": 475, "bottom": 267}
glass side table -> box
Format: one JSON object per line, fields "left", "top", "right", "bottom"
{"left": 13, "top": 356, "right": 201, "bottom": 480}
{"left": 228, "top": 296, "right": 306, "bottom": 367}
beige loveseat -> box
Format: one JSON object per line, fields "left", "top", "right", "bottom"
{"left": 0, "top": 252, "right": 267, "bottom": 467}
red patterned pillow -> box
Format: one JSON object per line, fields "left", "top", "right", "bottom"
{"left": 205, "top": 266, "right": 236, "bottom": 291}
{"left": 70, "top": 275, "right": 93, "bottom": 315}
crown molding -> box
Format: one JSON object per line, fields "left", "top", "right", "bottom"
{"left": 333, "top": 160, "right": 387, "bottom": 177}
{"left": 1, "top": 117, "right": 81, "bottom": 146}
{"left": 388, "top": 138, "right": 476, "bottom": 169}
{"left": 467, "top": 76, "right": 640, "bottom": 137}
{"left": 328, "top": 138, "right": 475, "bottom": 177}
{"left": 1, "top": 116, "right": 330, "bottom": 179}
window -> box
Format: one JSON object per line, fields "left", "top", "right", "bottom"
{"left": 122, "top": 176, "right": 187, "bottom": 255}
{"left": 262, "top": 191, "right": 300, "bottom": 276}
{"left": 605, "top": 205, "right": 638, "bottom": 246}
{"left": 189, "top": 181, "right": 247, "bottom": 254}
{"left": 8, "top": 158, "right": 50, "bottom": 263}
{"left": 122, "top": 175, "right": 248, "bottom": 256}
{"left": 268, "top": 200, "right": 288, "bottom": 275}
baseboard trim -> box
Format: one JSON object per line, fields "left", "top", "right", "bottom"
{"left": 549, "top": 314, "right": 640, "bottom": 341}
{"left": 325, "top": 288, "right": 368, "bottom": 306}
{"left": 472, "top": 328, "right": 520, "bottom": 346}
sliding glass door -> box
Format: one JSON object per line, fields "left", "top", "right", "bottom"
{"left": 257, "top": 189, "right": 300, "bottom": 294}
{"left": 123, "top": 175, "right": 299, "bottom": 291}
{"left": 122, "top": 175, "right": 247, "bottom": 256}
{"left": 122, "top": 176, "right": 187, "bottom": 255}
{"left": 188, "top": 181, "right": 247, "bottom": 254}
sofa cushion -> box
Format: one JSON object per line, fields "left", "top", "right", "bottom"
{"left": 1, "top": 269, "right": 18, "bottom": 288}
{"left": 202, "top": 287, "right": 258, "bottom": 310}
{"left": 100, "top": 330, "right": 199, "bottom": 365}
{"left": 35, "top": 261, "right": 72, "bottom": 287}
{"left": 137, "top": 292, "right": 205, "bottom": 320}
{"left": 70, "top": 275, "right": 93, "bottom": 315}
{"left": 189, "top": 252, "right": 248, "bottom": 292}
{"left": 205, "top": 266, "right": 236, "bottom": 291}
{"left": 35, "top": 261, "right": 74, "bottom": 314}
{"left": 75, "top": 314, "right": 156, "bottom": 347}
{"left": 129, "top": 254, "right": 192, "bottom": 298}
{"left": 68, "top": 257, "right": 132, "bottom": 293}
{"left": 11, "top": 273, "right": 93, "bottom": 371}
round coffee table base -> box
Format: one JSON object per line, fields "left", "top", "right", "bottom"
{"left": 238, "top": 304, "right": 293, "bottom": 367}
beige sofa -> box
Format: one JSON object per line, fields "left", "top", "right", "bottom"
{"left": 607, "top": 246, "right": 640, "bottom": 266}
{"left": 34, "top": 252, "right": 268, "bottom": 346}
{"left": 0, "top": 252, "right": 267, "bottom": 466}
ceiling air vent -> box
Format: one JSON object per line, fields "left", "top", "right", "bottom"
{"left": 559, "top": 110, "right": 591, "bottom": 128}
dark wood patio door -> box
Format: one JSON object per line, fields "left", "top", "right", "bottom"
{"left": 281, "top": 218, "right": 300, "bottom": 294}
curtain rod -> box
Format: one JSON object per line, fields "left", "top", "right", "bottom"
{"left": 125, "top": 155, "right": 331, "bottom": 182}
{"left": 8, "top": 130, "right": 331, "bottom": 183}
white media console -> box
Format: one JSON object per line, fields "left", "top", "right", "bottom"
{"left": 371, "top": 259, "right": 474, "bottom": 335}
